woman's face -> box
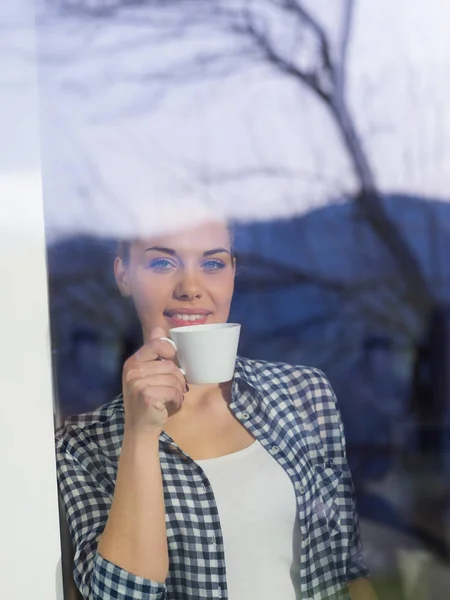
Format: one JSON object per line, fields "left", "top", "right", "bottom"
{"left": 114, "top": 221, "right": 236, "bottom": 338}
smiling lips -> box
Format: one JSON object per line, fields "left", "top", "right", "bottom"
{"left": 164, "top": 309, "right": 211, "bottom": 327}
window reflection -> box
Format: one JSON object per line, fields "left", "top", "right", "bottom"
{"left": 34, "top": 1, "right": 450, "bottom": 598}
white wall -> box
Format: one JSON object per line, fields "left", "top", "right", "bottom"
{"left": 0, "top": 1, "right": 63, "bottom": 599}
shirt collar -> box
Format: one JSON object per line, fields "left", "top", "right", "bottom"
{"left": 234, "top": 355, "right": 259, "bottom": 386}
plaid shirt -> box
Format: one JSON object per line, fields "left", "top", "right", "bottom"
{"left": 56, "top": 356, "right": 369, "bottom": 600}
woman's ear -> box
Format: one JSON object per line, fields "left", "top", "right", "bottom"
{"left": 114, "top": 257, "right": 131, "bottom": 297}
{"left": 232, "top": 255, "right": 238, "bottom": 278}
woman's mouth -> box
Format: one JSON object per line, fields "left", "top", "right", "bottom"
{"left": 164, "top": 311, "right": 211, "bottom": 327}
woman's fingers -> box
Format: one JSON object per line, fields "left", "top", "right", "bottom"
{"left": 129, "top": 375, "right": 185, "bottom": 401}
{"left": 140, "top": 385, "right": 184, "bottom": 416}
{"left": 122, "top": 330, "right": 188, "bottom": 432}
{"left": 124, "top": 359, "right": 187, "bottom": 392}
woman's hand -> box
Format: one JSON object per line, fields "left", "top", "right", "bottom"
{"left": 348, "top": 578, "right": 379, "bottom": 600}
{"left": 122, "top": 327, "right": 187, "bottom": 436}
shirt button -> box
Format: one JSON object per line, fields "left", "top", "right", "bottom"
{"left": 239, "top": 412, "right": 250, "bottom": 421}
{"left": 269, "top": 445, "right": 279, "bottom": 454}
{"left": 296, "top": 482, "right": 306, "bottom": 494}
{"left": 215, "top": 586, "right": 223, "bottom": 597}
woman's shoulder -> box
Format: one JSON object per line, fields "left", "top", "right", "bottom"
{"left": 236, "top": 356, "right": 339, "bottom": 439}
{"left": 55, "top": 395, "right": 124, "bottom": 454}
{"left": 236, "top": 355, "right": 331, "bottom": 390}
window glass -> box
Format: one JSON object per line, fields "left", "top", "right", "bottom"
{"left": 33, "top": 2, "right": 450, "bottom": 599}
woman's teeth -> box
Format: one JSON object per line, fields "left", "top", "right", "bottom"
{"left": 172, "top": 314, "right": 207, "bottom": 322}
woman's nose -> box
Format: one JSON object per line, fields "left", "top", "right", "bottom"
{"left": 173, "top": 271, "right": 203, "bottom": 300}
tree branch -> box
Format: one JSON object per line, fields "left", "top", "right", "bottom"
{"left": 336, "top": 0, "right": 354, "bottom": 93}
{"left": 287, "top": 0, "right": 330, "bottom": 61}
{"left": 193, "top": 164, "right": 349, "bottom": 194}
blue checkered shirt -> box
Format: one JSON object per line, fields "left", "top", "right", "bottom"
{"left": 56, "top": 357, "right": 369, "bottom": 600}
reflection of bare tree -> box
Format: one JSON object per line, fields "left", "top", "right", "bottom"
{"left": 44, "top": 0, "right": 433, "bottom": 332}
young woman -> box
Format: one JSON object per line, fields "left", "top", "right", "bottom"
{"left": 56, "top": 219, "right": 377, "bottom": 600}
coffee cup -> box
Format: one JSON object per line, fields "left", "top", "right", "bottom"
{"left": 169, "top": 323, "right": 241, "bottom": 384}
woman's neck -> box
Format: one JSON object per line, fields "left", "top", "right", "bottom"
{"left": 183, "top": 380, "right": 232, "bottom": 410}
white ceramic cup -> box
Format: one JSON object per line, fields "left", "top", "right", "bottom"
{"left": 169, "top": 323, "right": 241, "bottom": 384}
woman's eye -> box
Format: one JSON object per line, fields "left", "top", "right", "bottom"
{"left": 202, "top": 259, "right": 226, "bottom": 272}
{"left": 148, "top": 258, "right": 177, "bottom": 272}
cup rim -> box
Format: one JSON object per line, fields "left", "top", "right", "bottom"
{"left": 169, "top": 322, "right": 241, "bottom": 334}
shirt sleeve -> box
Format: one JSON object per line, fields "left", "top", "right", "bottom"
{"left": 336, "top": 415, "right": 371, "bottom": 581}
{"left": 56, "top": 432, "right": 167, "bottom": 600}
{"left": 311, "top": 370, "right": 371, "bottom": 582}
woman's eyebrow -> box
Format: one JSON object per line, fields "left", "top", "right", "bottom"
{"left": 145, "top": 246, "right": 230, "bottom": 257}
{"left": 145, "top": 246, "right": 176, "bottom": 255}
{"left": 203, "top": 248, "right": 230, "bottom": 257}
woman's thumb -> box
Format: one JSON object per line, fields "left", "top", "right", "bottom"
{"left": 149, "top": 328, "right": 178, "bottom": 353}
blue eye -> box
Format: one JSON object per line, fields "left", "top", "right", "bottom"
{"left": 148, "top": 258, "right": 177, "bottom": 272}
{"left": 202, "top": 259, "right": 226, "bottom": 272}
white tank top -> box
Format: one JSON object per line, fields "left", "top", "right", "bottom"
{"left": 196, "top": 440, "right": 302, "bottom": 599}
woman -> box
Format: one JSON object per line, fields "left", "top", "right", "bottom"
{"left": 56, "top": 218, "right": 377, "bottom": 600}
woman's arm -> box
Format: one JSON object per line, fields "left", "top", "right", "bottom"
{"left": 56, "top": 435, "right": 167, "bottom": 600}
{"left": 98, "top": 430, "right": 169, "bottom": 582}
{"left": 304, "top": 369, "right": 375, "bottom": 596}
{"left": 57, "top": 333, "right": 186, "bottom": 599}
{"left": 98, "top": 334, "right": 187, "bottom": 585}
